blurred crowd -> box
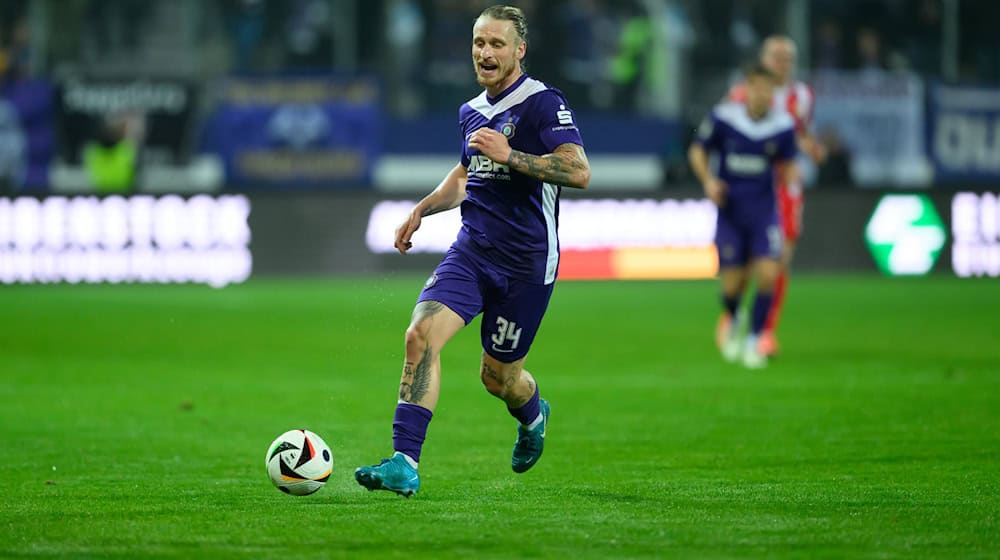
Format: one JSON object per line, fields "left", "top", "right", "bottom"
{"left": 0, "top": 0, "right": 996, "bottom": 192}
{"left": 0, "top": 0, "right": 992, "bottom": 110}
{"left": 0, "top": 0, "right": 29, "bottom": 85}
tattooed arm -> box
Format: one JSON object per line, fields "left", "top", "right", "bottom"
{"left": 467, "top": 127, "right": 590, "bottom": 189}
{"left": 507, "top": 143, "right": 591, "bottom": 189}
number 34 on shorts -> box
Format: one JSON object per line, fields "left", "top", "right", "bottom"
{"left": 490, "top": 316, "right": 522, "bottom": 353}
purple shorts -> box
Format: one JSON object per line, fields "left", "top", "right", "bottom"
{"left": 418, "top": 247, "right": 554, "bottom": 362}
{"left": 715, "top": 207, "right": 783, "bottom": 268}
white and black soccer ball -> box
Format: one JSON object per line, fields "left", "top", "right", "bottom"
{"left": 265, "top": 429, "right": 333, "bottom": 496}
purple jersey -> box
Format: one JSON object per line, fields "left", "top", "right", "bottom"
{"left": 454, "top": 74, "right": 585, "bottom": 285}
{"left": 694, "top": 101, "right": 797, "bottom": 266}
{"left": 693, "top": 101, "right": 797, "bottom": 210}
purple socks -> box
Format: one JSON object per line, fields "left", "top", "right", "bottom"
{"left": 508, "top": 385, "right": 540, "bottom": 426}
{"left": 392, "top": 402, "right": 433, "bottom": 464}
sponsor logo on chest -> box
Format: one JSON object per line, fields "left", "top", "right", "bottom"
{"left": 468, "top": 154, "right": 511, "bottom": 179}
{"left": 726, "top": 153, "right": 768, "bottom": 175}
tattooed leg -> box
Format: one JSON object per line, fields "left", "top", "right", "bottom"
{"left": 397, "top": 300, "right": 464, "bottom": 412}
{"left": 480, "top": 353, "right": 536, "bottom": 408}
{"left": 399, "top": 346, "right": 433, "bottom": 403}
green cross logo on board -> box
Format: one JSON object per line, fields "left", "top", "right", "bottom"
{"left": 865, "top": 195, "right": 946, "bottom": 276}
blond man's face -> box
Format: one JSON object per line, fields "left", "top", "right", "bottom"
{"left": 472, "top": 17, "right": 525, "bottom": 91}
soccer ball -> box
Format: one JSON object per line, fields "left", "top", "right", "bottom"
{"left": 265, "top": 429, "right": 334, "bottom": 496}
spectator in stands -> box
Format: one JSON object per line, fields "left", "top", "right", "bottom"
{"left": 84, "top": 114, "right": 144, "bottom": 194}
{"left": 854, "top": 27, "right": 887, "bottom": 74}
{"left": 0, "top": 17, "right": 30, "bottom": 84}
{"left": 611, "top": 2, "right": 653, "bottom": 110}
{"left": 223, "top": 0, "right": 267, "bottom": 73}
{"left": 813, "top": 18, "right": 844, "bottom": 71}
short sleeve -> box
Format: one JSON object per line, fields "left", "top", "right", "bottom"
{"left": 692, "top": 112, "right": 722, "bottom": 151}
{"left": 534, "top": 91, "right": 585, "bottom": 153}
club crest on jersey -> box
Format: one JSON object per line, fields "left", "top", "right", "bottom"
{"left": 424, "top": 274, "right": 437, "bottom": 288}
{"left": 500, "top": 119, "right": 516, "bottom": 139}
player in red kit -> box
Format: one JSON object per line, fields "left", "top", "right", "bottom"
{"left": 725, "top": 35, "right": 826, "bottom": 357}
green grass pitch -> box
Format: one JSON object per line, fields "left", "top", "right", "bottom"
{"left": 1, "top": 276, "right": 997, "bottom": 558}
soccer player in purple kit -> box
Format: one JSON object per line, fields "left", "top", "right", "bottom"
{"left": 688, "top": 63, "right": 799, "bottom": 369}
{"left": 354, "top": 5, "right": 590, "bottom": 497}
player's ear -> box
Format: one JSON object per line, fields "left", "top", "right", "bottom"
{"left": 516, "top": 39, "right": 526, "bottom": 61}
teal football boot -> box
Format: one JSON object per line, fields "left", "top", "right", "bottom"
{"left": 355, "top": 452, "right": 420, "bottom": 498}
{"left": 512, "top": 398, "right": 550, "bottom": 473}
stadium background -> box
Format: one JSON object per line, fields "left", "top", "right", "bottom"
{"left": 0, "top": 0, "right": 996, "bottom": 281}
{"left": 0, "top": 1, "right": 998, "bottom": 558}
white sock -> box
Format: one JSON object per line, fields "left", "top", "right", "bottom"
{"left": 395, "top": 451, "right": 418, "bottom": 470}
{"left": 525, "top": 412, "right": 543, "bottom": 430}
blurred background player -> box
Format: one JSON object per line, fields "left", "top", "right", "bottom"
{"left": 354, "top": 5, "right": 590, "bottom": 497}
{"left": 727, "top": 36, "right": 827, "bottom": 356}
{"left": 689, "top": 63, "right": 799, "bottom": 369}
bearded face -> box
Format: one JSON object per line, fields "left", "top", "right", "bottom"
{"left": 472, "top": 17, "right": 526, "bottom": 94}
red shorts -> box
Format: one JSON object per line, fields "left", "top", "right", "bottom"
{"left": 776, "top": 182, "right": 804, "bottom": 242}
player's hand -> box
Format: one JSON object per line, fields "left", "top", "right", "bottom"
{"left": 703, "top": 176, "right": 727, "bottom": 207}
{"left": 467, "top": 127, "right": 512, "bottom": 165}
{"left": 801, "top": 135, "right": 828, "bottom": 164}
{"left": 394, "top": 209, "right": 422, "bottom": 255}
{"left": 811, "top": 141, "right": 828, "bottom": 164}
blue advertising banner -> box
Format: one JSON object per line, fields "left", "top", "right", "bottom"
{"left": 0, "top": 79, "right": 54, "bottom": 191}
{"left": 200, "top": 77, "right": 380, "bottom": 189}
{"left": 928, "top": 84, "right": 1000, "bottom": 182}
{"left": 812, "top": 71, "right": 930, "bottom": 186}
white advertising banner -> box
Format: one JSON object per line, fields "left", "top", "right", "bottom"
{"left": 0, "top": 195, "right": 252, "bottom": 287}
